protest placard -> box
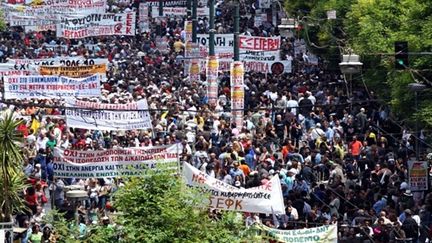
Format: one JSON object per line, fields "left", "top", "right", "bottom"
{"left": 57, "top": 12, "right": 136, "bottom": 39}
{"left": 183, "top": 162, "right": 285, "bottom": 214}
{"left": 150, "top": 6, "right": 209, "bottom": 17}
{"left": 408, "top": 160, "right": 429, "bottom": 191}
{"left": 3, "top": 75, "right": 101, "bottom": 99}
{"left": 7, "top": 57, "right": 108, "bottom": 67}
{"left": 64, "top": 98, "right": 153, "bottom": 131}
{"left": 39, "top": 64, "right": 106, "bottom": 78}
{"left": 53, "top": 145, "right": 180, "bottom": 178}
{"left": 253, "top": 224, "right": 338, "bottom": 243}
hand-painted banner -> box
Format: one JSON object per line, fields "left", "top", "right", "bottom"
{"left": 239, "top": 36, "right": 280, "bottom": 51}
{"left": 3, "top": 75, "right": 101, "bottom": 99}
{"left": 53, "top": 145, "right": 179, "bottom": 178}
{"left": 25, "top": 24, "right": 57, "bottom": 32}
{"left": 64, "top": 98, "right": 153, "bottom": 131}
{"left": 183, "top": 162, "right": 285, "bottom": 214}
{"left": 253, "top": 224, "right": 338, "bottom": 243}
{"left": 408, "top": 161, "right": 428, "bottom": 191}
{"left": 39, "top": 64, "right": 106, "bottom": 78}
{"left": 7, "top": 57, "right": 108, "bottom": 67}
{"left": 150, "top": 6, "right": 209, "bottom": 17}
{"left": 142, "top": 0, "right": 187, "bottom": 7}
{"left": 201, "top": 60, "right": 292, "bottom": 74}
{"left": 57, "top": 12, "right": 136, "bottom": 39}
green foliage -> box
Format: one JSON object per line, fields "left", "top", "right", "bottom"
{"left": 0, "top": 112, "right": 27, "bottom": 222}
{"left": 88, "top": 169, "right": 248, "bottom": 242}
{"left": 42, "top": 210, "right": 81, "bottom": 243}
{"left": 285, "top": 0, "right": 432, "bottom": 123}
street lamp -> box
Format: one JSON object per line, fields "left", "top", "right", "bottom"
{"left": 408, "top": 82, "right": 427, "bottom": 161}
{"left": 339, "top": 54, "right": 363, "bottom": 103}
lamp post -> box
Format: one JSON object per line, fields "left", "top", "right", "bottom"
{"left": 408, "top": 83, "right": 427, "bottom": 161}
{"left": 339, "top": 54, "right": 363, "bottom": 110}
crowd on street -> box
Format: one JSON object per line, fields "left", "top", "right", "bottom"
{"left": 1, "top": 0, "right": 431, "bottom": 243}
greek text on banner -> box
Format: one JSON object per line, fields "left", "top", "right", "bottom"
{"left": 64, "top": 98, "right": 153, "bottom": 131}
{"left": 53, "top": 145, "right": 179, "bottom": 178}
{"left": 3, "top": 75, "right": 101, "bottom": 99}
{"left": 253, "top": 224, "right": 338, "bottom": 243}
{"left": 39, "top": 64, "right": 106, "bottom": 78}
{"left": 183, "top": 162, "right": 285, "bottom": 214}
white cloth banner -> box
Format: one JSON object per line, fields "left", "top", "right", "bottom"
{"left": 254, "top": 224, "right": 338, "bottom": 243}
{"left": 7, "top": 57, "right": 108, "bottom": 67}
{"left": 183, "top": 162, "right": 285, "bottom": 214}
{"left": 64, "top": 98, "right": 153, "bottom": 131}
{"left": 57, "top": 12, "right": 136, "bottom": 39}
{"left": 3, "top": 75, "right": 101, "bottom": 99}
{"left": 151, "top": 6, "right": 209, "bottom": 17}
{"left": 53, "top": 145, "right": 179, "bottom": 178}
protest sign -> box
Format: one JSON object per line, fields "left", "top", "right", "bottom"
{"left": 57, "top": 12, "right": 136, "bottom": 39}
{"left": 230, "top": 62, "right": 244, "bottom": 129}
{"left": 64, "top": 98, "right": 153, "bottom": 131}
{"left": 143, "top": 0, "right": 187, "bottom": 7}
{"left": 197, "top": 34, "right": 234, "bottom": 60}
{"left": 183, "top": 162, "right": 285, "bottom": 214}
{"left": 7, "top": 57, "right": 108, "bottom": 68}
{"left": 139, "top": 3, "right": 150, "bottom": 32}
{"left": 3, "top": 75, "right": 101, "bottom": 99}
{"left": 39, "top": 64, "right": 106, "bottom": 78}
{"left": 239, "top": 36, "right": 281, "bottom": 51}
{"left": 151, "top": 6, "right": 209, "bottom": 17}
{"left": 25, "top": 24, "right": 57, "bottom": 32}
{"left": 0, "top": 63, "right": 39, "bottom": 73}
{"left": 53, "top": 145, "right": 179, "bottom": 178}
{"left": 253, "top": 224, "right": 338, "bottom": 243}
{"left": 206, "top": 56, "right": 219, "bottom": 107}
{"left": 408, "top": 160, "right": 428, "bottom": 191}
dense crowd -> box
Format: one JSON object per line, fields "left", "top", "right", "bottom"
{"left": 1, "top": 0, "right": 431, "bottom": 243}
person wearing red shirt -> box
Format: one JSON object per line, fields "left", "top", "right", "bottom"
{"left": 349, "top": 135, "right": 363, "bottom": 159}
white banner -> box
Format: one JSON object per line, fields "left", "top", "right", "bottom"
{"left": 151, "top": 6, "right": 209, "bottom": 17}
{"left": 57, "top": 12, "right": 136, "bottom": 39}
{"left": 3, "top": 75, "right": 101, "bottom": 99}
{"left": 183, "top": 162, "right": 285, "bottom": 214}
{"left": 53, "top": 145, "right": 179, "bottom": 178}
{"left": 143, "top": 0, "right": 187, "bottom": 7}
{"left": 254, "top": 224, "right": 338, "bottom": 243}
{"left": 201, "top": 60, "right": 291, "bottom": 74}
{"left": 239, "top": 36, "right": 280, "bottom": 51}
{"left": 197, "top": 34, "right": 234, "bottom": 60}
{"left": 7, "top": 57, "right": 108, "bottom": 67}
{"left": 64, "top": 98, "right": 153, "bottom": 131}
{"left": 408, "top": 161, "right": 429, "bottom": 191}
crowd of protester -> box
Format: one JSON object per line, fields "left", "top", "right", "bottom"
{"left": 1, "top": 0, "right": 431, "bottom": 242}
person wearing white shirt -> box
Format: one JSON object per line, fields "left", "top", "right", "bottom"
{"left": 36, "top": 133, "right": 49, "bottom": 151}
{"left": 286, "top": 97, "right": 299, "bottom": 116}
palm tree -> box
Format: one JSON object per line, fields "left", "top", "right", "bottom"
{"left": 0, "top": 112, "right": 27, "bottom": 222}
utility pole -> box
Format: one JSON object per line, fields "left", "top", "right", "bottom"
{"left": 192, "top": 0, "right": 197, "bottom": 42}
{"left": 187, "top": 0, "right": 192, "bottom": 19}
{"left": 233, "top": 3, "right": 240, "bottom": 61}
{"left": 206, "top": 0, "right": 218, "bottom": 107}
{"left": 158, "top": 0, "right": 163, "bottom": 17}
{"left": 208, "top": 0, "right": 215, "bottom": 56}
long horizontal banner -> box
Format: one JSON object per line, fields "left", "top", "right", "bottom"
{"left": 143, "top": 0, "right": 187, "bottom": 7}
{"left": 150, "top": 6, "right": 209, "bottom": 17}
{"left": 57, "top": 12, "right": 136, "bottom": 39}
{"left": 53, "top": 145, "right": 179, "bottom": 178}
{"left": 200, "top": 60, "right": 292, "bottom": 74}
{"left": 7, "top": 57, "right": 108, "bottom": 68}
{"left": 64, "top": 98, "right": 153, "bottom": 131}
{"left": 3, "top": 75, "right": 101, "bottom": 99}
{"left": 39, "top": 64, "right": 106, "bottom": 78}
{"left": 183, "top": 162, "right": 285, "bottom": 214}
{"left": 253, "top": 224, "right": 338, "bottom": 243}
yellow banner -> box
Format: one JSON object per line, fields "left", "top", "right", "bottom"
{"left": 39, "top": 64, "right": 106, "bottom": 78}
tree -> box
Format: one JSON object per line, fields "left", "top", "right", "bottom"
{"left": 285, "top": 0, "right": 432, "bottom": 123}
{"left": 87, "top": 169, "right": 249, "bottom": 242}
{"left": 0, "top": 112, "right": 27, "bottom": 222}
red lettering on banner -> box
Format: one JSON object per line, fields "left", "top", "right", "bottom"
{"left": 126, "top": 13, "right": 133, "bottom": 34}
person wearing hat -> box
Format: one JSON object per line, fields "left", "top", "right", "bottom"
{"left": 401, "top": 209, "right": 419, "bottom": 242}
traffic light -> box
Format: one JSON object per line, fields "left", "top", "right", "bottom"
{"left": 395, "top": 41, "right": 409, "bottom": 69}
